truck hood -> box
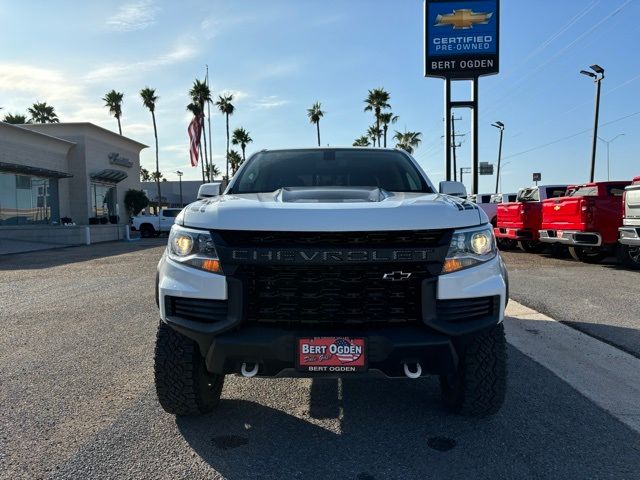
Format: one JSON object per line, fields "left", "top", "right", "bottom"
{"left": 178, "top": 188, "right": 485, "bottom": 231}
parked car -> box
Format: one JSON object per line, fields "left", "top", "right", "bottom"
{"left": 131, "top": 208, "right": 182, "bottom": 237}
{"left": 539, "top": 181, "right": 631, "bottom": 263}
{"left": 618, "top": 176, "right": 640, "bottom": 269}
{"left": 494, "top": 185, "right": 568, "bottom": 252}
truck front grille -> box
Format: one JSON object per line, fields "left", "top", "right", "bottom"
{"left": 242, "top": 264, "right": 429, "bottom": 325}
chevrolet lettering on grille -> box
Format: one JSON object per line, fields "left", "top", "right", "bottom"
{"left": 227, "top": 248, "right": 436, "bottom": 264}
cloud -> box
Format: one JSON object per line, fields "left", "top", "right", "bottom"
{"left": 216, "top": 90, "right": 249, "bottom": 102}
{"left": 252, "top": 95, "right": 289, "bottom": 110}
{"left": 257, "top": 59, "right": 302, "bottom": 79}
{"left": 106, "top": 0, "right": 158, "bottom": 32}
{"left": 84, "top": 42, "right": 197, "bottom": 82}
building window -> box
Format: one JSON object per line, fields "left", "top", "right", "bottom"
{"left": 91, "top": 183, "right": 117, "bottom": 222}
{"left": 0, "top": 172, "right": 55, "bottom": 225}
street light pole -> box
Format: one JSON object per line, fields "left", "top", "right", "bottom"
{"left": 597, "top": 134, "right": 624, "bottom": 181}
{"left": 176, "top": 171, "right": 183, "bottom": 207}
{"left": 492, "top": 121, "right": 504, "bottom": 194}
{"left": 580, "top": 64, "right": 605, "bottom": 182}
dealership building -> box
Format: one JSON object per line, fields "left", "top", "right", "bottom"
{"left": 0, "top": 122, "right": 147, "bottom": 249}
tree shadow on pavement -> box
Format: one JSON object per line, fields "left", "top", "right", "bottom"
{"left": 0, "top": 238, "right": 166, "bottom": 270}
{"left": 175, "top": 348, "right": 640, "bottom": 480}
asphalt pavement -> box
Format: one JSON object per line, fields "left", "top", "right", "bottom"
{"left": 502, "top": 249, "right": 640, "bottom": 357}
{"left": 1, "top": 240, "right": 639, "bottom": 479}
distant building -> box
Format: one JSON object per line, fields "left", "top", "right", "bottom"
{"left": 0, "top": 122, "right": 147, "bottom": 247}
{"left": 141, "top": 180, "right": 217, "bottom": 209}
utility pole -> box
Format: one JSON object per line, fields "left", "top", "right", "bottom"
{"left": 598, "top": 134, "right": 624, "bottom": 181}
{"left": 176, "top": 171, "right": 184, "bottom": 207}
{"left": 492, "top": 121, "right": 505, "bottom": 193}
{"left": 580, "top": 65, "right": 605, "bottom": 182}
{"left": 451, "top": 115, "right": 464, "bottom": 182}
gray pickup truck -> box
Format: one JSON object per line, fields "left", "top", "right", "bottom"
{"left": 618, "top": 176, "right": 640, "bottom": 269}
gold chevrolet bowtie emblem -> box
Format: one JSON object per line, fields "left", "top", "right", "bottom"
{"left": 554, "top": 205, "right": 561, "bottom": 211}
{"left": 435, "top": 9, "right": 493, "bottom": 29}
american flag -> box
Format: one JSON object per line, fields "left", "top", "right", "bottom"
{"left": 334, "top": 338, "right": 362, "bottom": 363}
{"left": 188, "top": 115, "right": 203, "bottom": 167}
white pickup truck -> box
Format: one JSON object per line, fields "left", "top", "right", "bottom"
{"left": 618, "top": 176, "right": 640, "bottom": 269}
{"left": 131, "top": 208, "right": 182, "bottom": 237}
{"left": 154, "top": 147, "right": 508, "bottom": 418}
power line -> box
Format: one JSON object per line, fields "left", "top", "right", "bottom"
{"left": 503, "top": 110, "right": 640, "bottom": 160}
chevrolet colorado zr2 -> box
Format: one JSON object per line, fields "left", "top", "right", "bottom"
{"left": 154, "top": 148, "right": 508, "bottom": 417}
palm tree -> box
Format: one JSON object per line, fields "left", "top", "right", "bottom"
{"left": 353, "top": 136, "right": 371, "bottom": 147}
{"left": 28, "top": 102, "right": 59, "bottom": 123}
{"left": 215, "top": 94, "right": 235, "bottom": 180}
{"left": 393, "top": 130, "right": 423, "bottom": 154}
{"left": 231, "top": 127, "right": 253, "bottom": 163}
{"left": 306, "top": 102, "right": 324, "bottom": 146}
{"left": 103, "top": 90, "right": 124, "bottom": 134}
{"left": 379, "top": 112, "right": 399, "bottom": 148}
{"left": 140, "top": 167, "right": 151, "bottom": 181}
{"left": 140, "top": 87, "right": 161, "bottom": 211}
{"left": 227, "top": 150, "right": 243, "bottom": 175}
{"left": 364, "top": 88, "right": 391, "bottom": 147}
{"left": 367, "top": 125, "right": 382, "bottom": 147}
{"left": 189, "top": 79, "right": 213, "bottom": 181}
{"left": 3, "top": 113, "right": 30, "bottom": 124}
{"left": 151, "top": 171, "right": 163, "bottom": 181}
{"left": 209, "top": 164, "right": 221, "bottom": 180}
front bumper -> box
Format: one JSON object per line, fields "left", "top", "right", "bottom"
{"left": 157, "top": 253, "right": 507, "bottom": 378}
{"left": 494, "top": 227, "right": 537, "bottom": 241}
{"left": 539, "top": 229, "right": 602, "bottom": 247}
{"left": 619, "top": 227, "right": 640, "bottom": 246}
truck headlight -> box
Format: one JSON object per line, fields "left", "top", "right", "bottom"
{"left": 167, "top": 225, "right": 222, "bottom": 274}
{"left": 442, "top": 225, "right": 496, "bottom": 274}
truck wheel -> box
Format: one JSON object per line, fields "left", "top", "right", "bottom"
{"left": 517, "top": 241, "right": 544, "bottom": 253}
{"left": 140, "top": 224, "right": 154, "bottom": 238}
{"left": 154, "top": 322, "right": 224, "bottom": 416}
{"left": 497, "top": 238, "right": 516, "bottom": 251}
{"left": 568, "top": 246, "right": 607, "bottom": 264}
{"left": 439, "top": 323, "right": 507, "bottom": 417}
{"left": 617, "top": 245, "right": 640, "bottom": 270}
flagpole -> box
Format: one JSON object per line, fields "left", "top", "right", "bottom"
{"left": 206, "top": 64, "right": 213, "bottom": 181}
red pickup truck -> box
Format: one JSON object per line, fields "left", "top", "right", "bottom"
{"left": 618, "top": 176, "right": 640, "bottom": 269}
{"left": 494, "top": 185, "right": 568, "bottom": 252}
{"left": 539, "top": 181, "right": 631, "bottom": 263}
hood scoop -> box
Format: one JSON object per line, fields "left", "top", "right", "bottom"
{"left": 276, "top": 187, "right": 391, "bottom": 203}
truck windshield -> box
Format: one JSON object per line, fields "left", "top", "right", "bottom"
{"left": 570, "top": 187, "right": 598, "bottom": 197}
{"left": 517, "top": 188, "right": 539, "bottom": 202}
{"left": 229, "top": 149, "right": 432, "bottom": 194}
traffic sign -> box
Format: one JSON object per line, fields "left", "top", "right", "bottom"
{"left": 480, "top": 162, "right": 494, "bottom": 175}
{"left": 533, "top": 173, "right": 542, "bottom": 182}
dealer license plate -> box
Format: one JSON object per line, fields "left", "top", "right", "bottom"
{"left": 297, "top": 337, "right": 367, "bottom": 373}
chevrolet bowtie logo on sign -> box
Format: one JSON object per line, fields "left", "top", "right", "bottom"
{"left": 435, "top": 9, "right": 493, "bottom": 29}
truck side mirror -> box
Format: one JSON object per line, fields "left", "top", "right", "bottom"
{"left": 439, "top": 181, "right": 467, "bottom": 198}
{"left": 197, "top": 183, "right": 221, "bottom": 200}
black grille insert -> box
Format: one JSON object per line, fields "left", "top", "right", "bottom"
{"left": 242, "top": 264, "right": 429, "bottom": 325}
{"left": 436, "top": 296, "right": 499, "bottom": 323}
{"left": 217, "top": 230, "right": 447, "bottom": 248}
{"left": 165, "top": 296, "right": 228, "bottom": 323}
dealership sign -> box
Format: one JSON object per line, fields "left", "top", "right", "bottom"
{"left": 424, "top": 0, "right": 500, "bottom": 79}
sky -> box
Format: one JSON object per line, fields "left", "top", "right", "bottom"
{"left": 1, "top": 0, "right": 639, "bottom": 193}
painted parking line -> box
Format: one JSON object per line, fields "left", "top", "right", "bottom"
{"left": 505, "top": 300, "right": 640, "bottom": 434}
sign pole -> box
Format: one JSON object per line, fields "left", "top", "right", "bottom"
{"left": 471, "top": 77, "right": 479, "bottom": 194}
{"left": 444, "top": 79, "right": 452, "bottom": 181}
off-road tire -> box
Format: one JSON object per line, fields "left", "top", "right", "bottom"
{"left": 617, "top": 244, "right": 640, "bottom": 270}
{"left": 496, "top": 238, "right": 517, "bottom": 251}
{"left": 140, "top": 224, "right": 155, "bottom": 238}
{"left": 154, "top": 322, "right": 224, "bottom": 416}
{"left": 568, "top": 246, "right": 607, "bottom": 264}
{"left": 439, "top": 323, "right": 507, "bottom": 417}
{"left": 518, "top": 240, "right": 544, "bottom": 253}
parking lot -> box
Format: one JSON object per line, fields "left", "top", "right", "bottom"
{"left": 1, "top": 240, "right": 639, "bottom": 480}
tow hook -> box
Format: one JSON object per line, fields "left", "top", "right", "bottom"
{"left": 240, "top": 362, "right": 259, "bottom": 378}
{"left": 403, "top": 362, "right": 422, "bottom": 379}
